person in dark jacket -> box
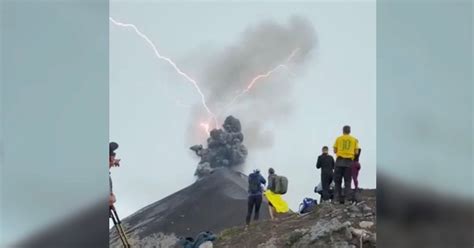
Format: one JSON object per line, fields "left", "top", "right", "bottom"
{"left": 246, "top": 169, "right": 266, "bottom": 226}
{"left": 316, "top": 146, "right": 335, "bottom": 203}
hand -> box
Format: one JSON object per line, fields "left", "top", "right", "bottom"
{"left": 113, "top": 158, "right": 121, "bottom": 167}
{"left": 109, "top": 193, "right": 116, "bottom": 206}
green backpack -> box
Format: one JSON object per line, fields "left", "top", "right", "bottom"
{"left": 274, "top": 176, "right": 288, "bottom": 194}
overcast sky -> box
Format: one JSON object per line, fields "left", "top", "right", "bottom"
{"left": 109, "top": 1, "right": 376, "bottom": 218}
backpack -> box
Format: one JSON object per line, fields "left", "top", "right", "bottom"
{"left": 178, "top": 237, "right": 195, "bottom": 248}
{"left": 248, "top": 173, "right": 261, "bottom": 194}
{"left": 193, "top": 231, "right": 216, "bottom": 248}
{"left": 299, "top": 197, "right": 317, "bottom": 214}
{"left": 274, "top": 176, "right": 288, "bottom": 194}
{"left": 179, "top": 231, "right": 216, "bottom": 248}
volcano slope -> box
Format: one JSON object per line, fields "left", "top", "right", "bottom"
{"left": 109, "top": 168, "right": 271, "bottom": 247}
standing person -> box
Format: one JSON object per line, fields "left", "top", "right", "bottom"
{"left": 316, "top": 146, "right": 335, "bottom": 203}
{"left": 109, "top": 142, "right": 121, "bottom": 207}
{"left": 333, "top": 125, "right": 359, "bottom": 204}
{"left": 352, "top": 148, "right": 362, "bottom": 191}
{"left": 246, "top": 169, "right": 266, "bottom": 227}
{"left": 267, "top": 168, "right": 277, "bottom": 220}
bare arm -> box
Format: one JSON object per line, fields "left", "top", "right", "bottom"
{"left": 109, "top": 193, "right": 116, "bottom": 207}
{"left": 333, "top": 138, "right": 339, "bottom": 155}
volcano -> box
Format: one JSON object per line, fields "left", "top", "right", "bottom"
{"left": 110, "top": 168, "right": 271, "bottom": 246}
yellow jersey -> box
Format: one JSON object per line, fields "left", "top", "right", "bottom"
{"left": 333, "top": 134, "right": 359, "bottom": 159}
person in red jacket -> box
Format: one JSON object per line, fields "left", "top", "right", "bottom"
{"left": 352, "top": 148, "right": 362, "bottom": 191}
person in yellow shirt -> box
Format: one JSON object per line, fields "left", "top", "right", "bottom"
{"left": 333, "top": 125, "right": 359, "bottom": 204}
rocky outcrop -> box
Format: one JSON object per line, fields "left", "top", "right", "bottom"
{"left": 215, "top": 189, "right": 376, "bottom": 248}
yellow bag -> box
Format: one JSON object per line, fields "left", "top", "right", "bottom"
{"left": 264, "top": 190, "right": 289, "bottom": 213}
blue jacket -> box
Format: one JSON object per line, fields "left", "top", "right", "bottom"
{"left": 248, "top": 172, "right": 266, "bottom": 195}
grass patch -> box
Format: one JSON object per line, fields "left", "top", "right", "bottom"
{"left": 218, "top": 227, "right": 242, "bottom": 241}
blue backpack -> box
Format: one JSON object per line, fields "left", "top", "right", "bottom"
{"left": 248, "top": 173, "right": 261, "bottom": 194}
{"left": 299, "top": 197, "right": 317, "bottom": 214}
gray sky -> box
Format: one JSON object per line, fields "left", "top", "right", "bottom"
{"left": 110, "top": 1, "right": 376, "bottom": 218}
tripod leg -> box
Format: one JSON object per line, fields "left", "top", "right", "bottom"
{"left": 111, "top": 208, "right": 131, "bottom": 248}
{"left": 110, "top": 209, "right": 128, "bottom": 247}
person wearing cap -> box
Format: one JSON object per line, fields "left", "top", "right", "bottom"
{"left": 266, "top": 168, "right": 277, "bottom": 220}
{"left": 109, "top": 142, "right": 121, "bottom": 207}
{"left": 246, "top": 169, "right": 266, "bottom": 227}
{"left": 333, "top": 125, "right": 359, "bottom": 204}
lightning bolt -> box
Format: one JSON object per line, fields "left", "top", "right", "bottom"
{"left": 109, "top": 17, "right": 218, "bottom": 126}
{"left": 221, "top": 48, "right": 300, "bottom": 113}
{"left": 199, "top": 122, "right": 211, "bottom": 136}
{"left": 110, "top": 17, "right": 300, "bottom": 136}
{"left": 244, "top": 48, "right": 299, "bottom": 93}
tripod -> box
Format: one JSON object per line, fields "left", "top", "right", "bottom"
{"left": 110, "top": 206, "right": 131, "bottom": 248}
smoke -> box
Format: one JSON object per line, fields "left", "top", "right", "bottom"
{"left": 203, "top": 16, "right": 317, "bottom": 106}
{"left": 242, "top": 122, "right": 275, "bottom": 149}
{"left": 190, "top": 116, "right": 248, "bottom": 177}
{"left": 188, "top": 15, "right": 317, "bottom": 151}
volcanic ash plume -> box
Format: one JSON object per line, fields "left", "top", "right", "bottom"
{"left": 187, "top": 16, "right": 318, "bottom": 150}
{"left": 190, "top": 116, "right": 248, "bottom": 177}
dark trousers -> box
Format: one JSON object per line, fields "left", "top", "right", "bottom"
{"left": 321, "top": 171, "right": 333, "bottom": 201}
{"left": 246, "top": 194, "right": 262, "bottom": 225}
{"left": 334, "top": 158, "right": 353, "bottom": 203}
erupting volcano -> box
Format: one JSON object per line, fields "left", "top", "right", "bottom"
{"left": 190, "top": 116, "right": 248, "bottom": 177}
{"left": 110, "top": 117, "right": 271, "bottom": 247}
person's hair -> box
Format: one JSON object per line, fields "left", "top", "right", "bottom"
{"left": 343, "top": 125, "right": 351, "bottom": 134}
{"left": 109, "top": 142, "right": 119, "bottom": 156}
{"left": 322, "top": 146, "right": 328, "bottom": 151}
{"left": 268, "top": 168, "right": 275, "bottom": 175}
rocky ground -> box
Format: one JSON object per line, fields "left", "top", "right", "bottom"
{"left": 214, "top": 189, "right": 376, "bottom": 248}
{"left": 109, "top": 167, "right": 376, "bottom": 248}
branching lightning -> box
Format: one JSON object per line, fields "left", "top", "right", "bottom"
{"left": 110, "top": 17, "right": 299, "bottom": 136}
{"left": 221, "top": 48, "right": 300, "bottom": 113}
